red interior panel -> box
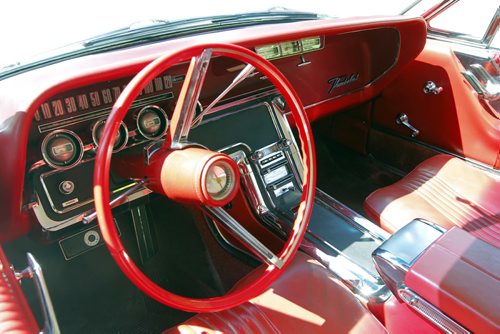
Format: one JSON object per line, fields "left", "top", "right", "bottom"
{"left": 275, "top": 28, "right": 400, "bottom": 107}
{"left": 372, "top": 40, "right": 500, "bottom": 168}
{"left": 0, "top": 246, "right": 39, "bottom": 333}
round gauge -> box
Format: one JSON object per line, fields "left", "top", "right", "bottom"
{"left": 41, "top": 130, "right": 84, "bottom": 169}
{"left": 205, "top": 161, "right": 236, "bottom": 201}
{"left": 92, "top": 120, "right": 128, "bottom": 152}
{"left": 136, "top": 105, "right": 169, "bottom": 140}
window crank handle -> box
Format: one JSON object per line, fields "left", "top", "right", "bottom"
{"left": 396, "top": 113, "right": 419, "bottom": 138}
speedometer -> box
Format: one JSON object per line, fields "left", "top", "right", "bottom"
{"left": 92, "top": 119, "right": 128, "bottom": 152}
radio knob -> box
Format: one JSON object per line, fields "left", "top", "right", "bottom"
{"left": 251, "top": 151, "right": 264, "bottom": 161}
{"left": 59, "top": 180, "right": 75, "bottom": 195}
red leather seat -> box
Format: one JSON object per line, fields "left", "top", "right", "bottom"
{"left": 364, "top": 154, "right": 500, "bottom": 247}
{"left": 0, "top": 246, "right": 39, "bottom": 334}
{"left": 165, "top": 252, "right": 386, "bottom": 334}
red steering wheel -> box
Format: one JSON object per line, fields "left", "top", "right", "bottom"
{"left": 93, "top": 43, "right": 316, "bottom": 312}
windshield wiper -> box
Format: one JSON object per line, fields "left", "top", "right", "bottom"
{"left": 83, "top": 10, "right": 325, "bottom": 47}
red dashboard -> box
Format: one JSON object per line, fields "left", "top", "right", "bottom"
{"left": 0, "top": 15, "right": 426, "bottom": 241}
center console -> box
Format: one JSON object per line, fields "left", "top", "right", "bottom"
{"left": 371, "top": 219, "right": 497, "bottom": 333}
{"left": 191, "top": 94, "right": 393, "bottom": 302}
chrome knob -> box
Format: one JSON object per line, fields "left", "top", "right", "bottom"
{"left": 59, "top": 180, "right": 75, "bottom": 195}
{"left": 423, "top": 81, "right": 443, "bottom": 95}
{"left": 251, "top": 151, "right": 264, "bottom": 161}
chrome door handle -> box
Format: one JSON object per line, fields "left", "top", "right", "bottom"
{"left": 423, "top": 81, "right": 443, "bottom": 95}
{"left": 396, "top": 113, "right": 419, "bottom": 138}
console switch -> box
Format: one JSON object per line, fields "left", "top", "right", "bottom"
{"left": 263, "top": 165, "right": 288, "bottom": 184}
{"left": 273, "top": 181, "right": 295, "bottom": 197}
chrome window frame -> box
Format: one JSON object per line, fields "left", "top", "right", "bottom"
{"left": 424, "top": 0, "right": 500, "bottom": 49}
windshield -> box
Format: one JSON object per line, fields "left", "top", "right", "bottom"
{"left": 0, "top": 0, "right": 428, "bottom": 74}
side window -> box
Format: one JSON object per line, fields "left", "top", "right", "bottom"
{"left": 427, "top": 0, "right": 499, "bottom": 47}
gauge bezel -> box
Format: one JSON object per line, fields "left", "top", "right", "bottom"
{"left": 136, "top": 105, "right": 169, "bottom": 140}
{"left": 41, "top": 129, "right": 84, "bottom": 170}
{"left": 92, "top": 119, "right": 129, "bottom": 152}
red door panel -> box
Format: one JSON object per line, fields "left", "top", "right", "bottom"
{"left": 372, "top": 40, "right": 500, "bottom": 168}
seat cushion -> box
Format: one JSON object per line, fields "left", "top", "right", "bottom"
{"left": 364, "top": 154, "right": 500, "bottom": 247}
{"left": 165, "top": 252, "right": 386, "bottom": 334}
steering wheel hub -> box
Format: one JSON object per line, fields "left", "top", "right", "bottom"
{"left": 156, "top": 147, "right": 240, "bottom": 207}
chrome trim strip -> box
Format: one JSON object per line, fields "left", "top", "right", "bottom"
{"left": 398, "top": 285, "right": 470, "bottom": 334}
{"left": 229, "top": 150, "right": 269, "bottom": 215}
{"left": 32, "top": 186, "right": 152, "bottom": 231}
{"left": 203, "top": 206, "right": 283, "bottom": 268}
{"left": 15, "top": 253, "right": 61, "bottom": 334}
{"left": 300, "top": 240, "right": 391, "bottom": 303}
{"left": 39, "top": 171, "right": 138, "bottom": 215}
{"left": 421, "top": 0, "right": 459, "bottom": 21}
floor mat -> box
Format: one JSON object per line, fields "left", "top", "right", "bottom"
{"left": 315, "top": 130, "right": 404, "bottom": 216}
{"left": 3, "top": 197, "right": 228, "bottom": 333}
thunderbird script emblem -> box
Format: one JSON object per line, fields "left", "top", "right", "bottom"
{"left": 328, "top": 73, "right": 359, "bottom": 94}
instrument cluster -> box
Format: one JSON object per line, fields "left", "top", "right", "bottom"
{"left": 30, "top": 72, "right": 183, "bottom": 171}
{"left": 38, "top": 104, "right": 170, "bottom": 170}
{"left": 39, "top": 104, "right": 170, "bottom": 170}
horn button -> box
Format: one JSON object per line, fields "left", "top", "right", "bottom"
{"left": 158, "top": 148, "right": 240, "bottom": 207}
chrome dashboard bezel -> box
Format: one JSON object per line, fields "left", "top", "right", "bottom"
{"left": 91, "top": 119, "right": 129, "bottom": 152}
{"left": 40, "top": 129, "right": 85, "bottom": 170}
{"left": 135, "top": 105, "right": 169, "bottom": 140}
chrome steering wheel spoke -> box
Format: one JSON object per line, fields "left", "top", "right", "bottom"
{"left": 203, "top": 206, "right": 284, "bottom": 269}
{"left": 169, "top": 48, "right": 212, "bottom": 149}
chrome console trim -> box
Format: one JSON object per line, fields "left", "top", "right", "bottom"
{"left": 398, "top": 285, "right": 470, "bottom": 334}
{"left": 229, "top": 149, "right": 269, "bottom": 215}
{"left": 300, "top": 239, "right": 391, "bottom": 303}
{"left": 210, "top": 95, "right": 391, "bottom": 303}
{"left": 315, "top": 189, "right": 391, "bottom": 242}
{"left": 372, "top": 219, "right": 445, "bottom": 301}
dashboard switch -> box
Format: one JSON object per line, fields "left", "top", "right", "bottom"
{"left": 59, "top": 180, "right": 75, "bottom": 195}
